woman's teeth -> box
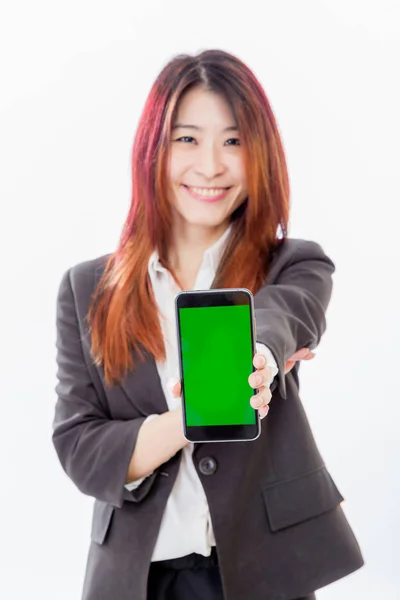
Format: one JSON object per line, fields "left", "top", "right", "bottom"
{"left": 186, "top": 186, "right": 228, "bottom": 197}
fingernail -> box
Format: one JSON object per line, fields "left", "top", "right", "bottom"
{"left": 253, "top": 375, "right": 262, "bottom": 386}
{"left": 252, "top": 395, "right": 263, "bottom": 407}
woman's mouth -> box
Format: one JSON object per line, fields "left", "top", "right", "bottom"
{"left": 181, "top": 185, "right": 232, "bottom": 203}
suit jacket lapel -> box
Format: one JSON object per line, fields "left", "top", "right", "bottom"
{"left": 91, "top": 255, "right": 169, "bottom": 417}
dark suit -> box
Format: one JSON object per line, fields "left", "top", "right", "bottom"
{"left": 53, "top": 238, "right": 364, "bottom": 600}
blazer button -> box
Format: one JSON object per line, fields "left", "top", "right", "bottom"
{"left": 199, "top": 457, "right": 217, "bottom": 475}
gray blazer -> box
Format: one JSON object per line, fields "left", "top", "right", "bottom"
{"left": 52, "top": 238, "right": 364, "bottom": 600}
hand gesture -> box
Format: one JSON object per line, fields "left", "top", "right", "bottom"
{"left": 249, "top": 347, "right": 316, "bottom": 418}
{"left": 172, "top": 347, "right": 316, "bottom": 420}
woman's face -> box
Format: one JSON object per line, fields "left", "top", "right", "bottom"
{"left": 168, "top": 86, "right": 248, "bottom": 234}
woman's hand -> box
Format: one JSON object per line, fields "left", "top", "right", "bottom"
{"left": 248, "top": 353, "right": 274, "bottom": 419}
{"left": 249, "top": 347, "right": 316, "bottom": 419}
{"left": 284, "top": 347, "right": 315, "bottom": 374}
{"left": 171, "top": 347, "right": 316, "bottom": 420}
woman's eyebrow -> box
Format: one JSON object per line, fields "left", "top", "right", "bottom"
{"left": 172, "top": 124, "right": 238, "bottom": 132}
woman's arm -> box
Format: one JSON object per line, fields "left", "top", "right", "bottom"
{"left": 255, "top": 239, "right": 335, "bottom": 399}
{"left": 125, "top": 408, "right": 188, "bottom": 484}
{"left": 52, "top": 268, "right": 187, "bottom": 508}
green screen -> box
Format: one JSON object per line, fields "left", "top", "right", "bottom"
{"left": 179, "top": 304, "right": 256, "bottom": 426}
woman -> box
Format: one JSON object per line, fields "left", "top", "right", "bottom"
{"left": 53, "top": 49, "right": 364, "bottom": 600}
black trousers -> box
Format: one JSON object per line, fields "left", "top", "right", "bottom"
{"left": 147, "top": 547, "right": 316, "bottom": 600}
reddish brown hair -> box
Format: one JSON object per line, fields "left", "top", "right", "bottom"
{"left": 88, "top": 49, "right": 290, "bottom": 388}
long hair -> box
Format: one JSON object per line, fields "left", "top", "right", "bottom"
{"left": 88, "top": 49, "right": 290, "bottom": 388}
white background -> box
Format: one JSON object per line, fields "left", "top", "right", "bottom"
{"left": 1, "top": 1, "right": 399, "bottom": 598}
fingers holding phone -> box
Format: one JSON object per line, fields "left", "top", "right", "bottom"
{"left": 249, "top": 353, "right": 273, "bottom": 419}
{"left": 172, "top": 344, "right": 316, "bottom": 424}
{"left": 171, "top": 357, "right": 273, "bottom": 420}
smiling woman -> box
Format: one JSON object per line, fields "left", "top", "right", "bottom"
{"left": 87, "top": 51, "right": 290, "bottom": 377}
{"left": 52, "top": 48, "right": 364, "bottom": 600}
{"left": 168, "top": 87, "right": 248, "bottom": 235}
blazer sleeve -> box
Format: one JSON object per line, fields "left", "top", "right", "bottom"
{"left": 52, "top": 268, "right": 154, "bottom": 508}
{"left": 255, "top": 239, "right": 335, "bottom": 400}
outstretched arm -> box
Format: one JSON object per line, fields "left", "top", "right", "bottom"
{"left": 255, "top": 239, "right": 335, "bottom": 399}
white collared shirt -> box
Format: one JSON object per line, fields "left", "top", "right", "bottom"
{"left": 125, "top": 225, "right": 278, "bottom": 561}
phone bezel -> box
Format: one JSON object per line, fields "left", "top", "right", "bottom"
{"left": 175, "top": 288, "right": 261, "bottom": 443}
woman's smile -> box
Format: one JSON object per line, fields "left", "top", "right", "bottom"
{"left": 181, "top": 184, "right": 232, "bottom": 203}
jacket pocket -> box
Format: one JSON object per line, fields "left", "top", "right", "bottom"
{"left": 262, "top": 466, "right": 344, "bottom": 532}
{"left": 90, "top": 499, "right": 115, "bottom": 545}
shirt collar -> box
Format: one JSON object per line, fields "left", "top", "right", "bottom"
{"left": 148, "top": 224, "right": 232, "bottom": 278}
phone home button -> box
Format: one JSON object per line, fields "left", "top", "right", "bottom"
{"left": 199, "top": 457, "right": 217, "bottom": 476}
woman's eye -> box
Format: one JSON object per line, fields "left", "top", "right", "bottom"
{"left": 226, "top": 138, "right": 241, "bottom": 146}
{"left": 175, "top": 136, "right": 196, "bottom": 143}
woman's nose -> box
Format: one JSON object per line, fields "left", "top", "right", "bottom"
{"left": 194, "top": 146, "right": 225, "bottom": 179}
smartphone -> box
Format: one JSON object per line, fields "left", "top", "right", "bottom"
{"left": 175, "top": 288, "right": 261, "bottom": 443}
